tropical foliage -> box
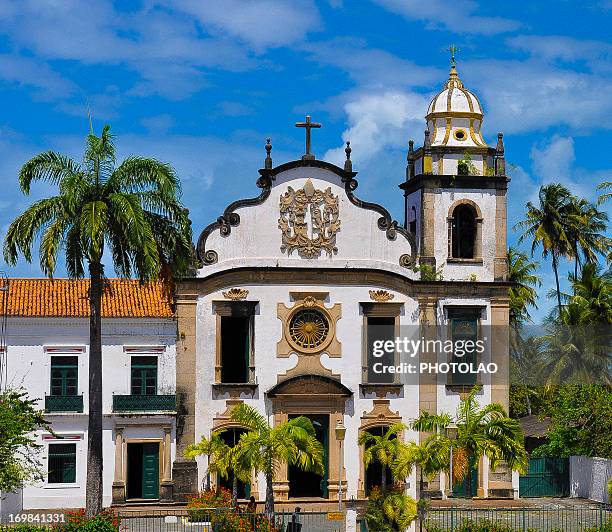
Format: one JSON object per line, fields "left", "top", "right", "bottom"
{"left": 412, "top": 387, "right": 528, "bottom": 497}
{"left": 0, "top": 388, "right": 50, "bottom": 493}
{"left": 227, "top": 403, "right": 324, "bottom": 518}
{"left": 507, "top": 248, "right": 541, "bottom": 328}
{"left": 531, "top": 385, "right": 612, "bottom": 459}
{"left": 359, "top": 423, "right": 406, "bottom": 489}
{"left": 186, "top": 431, "right": 251, "bottom": 507}
{"left": 3, "top": 125, "right": 193, "bottom": 515}
{"left": 363, "top": 486, "right": 417, "bottom": 532}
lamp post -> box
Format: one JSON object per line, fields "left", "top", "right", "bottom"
{"left": 446, "top": 426, "right": 458, "bottom": 497}
{"left": 335, "top": 419, "right": 346, "bottom": 512}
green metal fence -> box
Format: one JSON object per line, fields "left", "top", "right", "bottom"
{"left": 116, "top": 508, "right": 344, "bottom": 531}
{"left": 44, "top": 394, "right": 83, "bottom": 412}
{"left": 112, "top": 393, "right": 176, "bottom": 412}
{"left": 424, "top": 505, "right": 612, "bottom": 531}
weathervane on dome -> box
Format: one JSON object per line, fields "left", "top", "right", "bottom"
{"left": 448, "top": 44, "right": 460, "bottom": 68}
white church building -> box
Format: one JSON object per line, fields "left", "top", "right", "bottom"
{"left": 1, "top": 63, "right": 515, "bottom": 511}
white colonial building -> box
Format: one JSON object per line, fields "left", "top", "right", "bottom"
{"left": 172, "top": 64, "right": 515, "bottom": 509}
{"left": 1, "top": 279, "right": 178, "bottom": 509}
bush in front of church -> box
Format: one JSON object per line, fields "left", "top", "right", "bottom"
{"left": 363, "top": 485, "right": 417, "bottom": 531}
{"left": 187, "top": 488, "right": 278, "bottom": 532}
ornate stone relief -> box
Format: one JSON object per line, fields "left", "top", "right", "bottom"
{"left": 222, "top": 288, "right": 249, "bottom": 300}
{"left": 278, "top": 178, "right": 340, "bottom": 259}
{"left": 368, "top": 289, "right": 395, "bottom": 302}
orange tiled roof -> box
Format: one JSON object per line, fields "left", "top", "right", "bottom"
{"left": 0, "top": 278, "right": 174, "bottom": 318}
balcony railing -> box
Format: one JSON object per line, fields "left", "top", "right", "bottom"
{"left": 45, "top": 395, "right": 84, "bottom": 413}
{"left": 112, "top": 394, "right": 176, "bottom": 413}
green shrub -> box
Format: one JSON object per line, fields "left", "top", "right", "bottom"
{"left": 584, "top": 519, "right": 612, "bottom": 532}
{"left": 425, "top": 520, "right": 553, "bottom": 532}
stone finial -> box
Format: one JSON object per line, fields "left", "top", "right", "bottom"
{"left": 496, "top": 132, "right": 505, "bottom": 154}
{"left": 424, "top": 130, "right": 431, "bottom": 151}
{"left": 344, "top": 141, "right": 352, "bottom": 172}
{"left": 406, "top": 139, "right": 415, "bottom": 180}
{"left": 265, "top": 138, "right": 272, "bottom": 169}
{"left": 495, "top": 132, "right": 506, "bottom": 176}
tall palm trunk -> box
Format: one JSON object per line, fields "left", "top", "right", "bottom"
{"left": 232, "top": 471, "right": 238, "bottom": 508}
{"left": 552, "top": 252, "right": 562, "bottom": 316}
{"left": 265, "top": 471, "right": 274, "bottom": 520}
{"left": 85, "top": 262, "right": 103, "bottom": 517}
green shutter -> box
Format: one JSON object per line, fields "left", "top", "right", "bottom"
{"left": 450, "top": 318, "right": 478, "bottom": 385}
{"left": 131, "top": 356, "right": 158, "bottom": 396}
{"left": 141, "top": 443, "right": 160, "bottom": 499}
{"left": 50, "top": 356, "right": 78, "bottom": 396}
{"left": 48, "top": 443, "right": 76, "bottom": 484}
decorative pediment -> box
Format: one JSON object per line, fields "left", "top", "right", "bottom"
{"left": 267, "top": 375, "right": 352, "bottom": 398}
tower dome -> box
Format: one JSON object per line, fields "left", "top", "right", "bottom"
{"left": 426, "top": 65, "right": 486, "bottom": 148}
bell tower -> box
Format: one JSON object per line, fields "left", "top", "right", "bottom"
{"left": 400, "top": 59, "right": 509, "bottom": 282}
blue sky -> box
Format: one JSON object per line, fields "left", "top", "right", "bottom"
{"left": 0, "top": 0, "right": 610, "bottom": 321}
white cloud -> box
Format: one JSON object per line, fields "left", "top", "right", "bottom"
{"left": 170, "top": 0, "right": 321, "bottom": 51}
{"left": 301, "top": 39, "right": 442, "bottom": 90}
{"left": 530, "top": 135, "right": 575, "bottom": 183}
{"left": 323, "top": 90, "right": 429, "bottom": 166}
{"left": 373, "top": 0, "right": 521, "bottom": 35}
{"left": 462, "top": 60, "right": 612, "bottom": 135}
{"left": 507, "top": 35, "right": 612, "bottom": 73}
{"left": 0, "top": 54, "right": 77, "bottom": 99}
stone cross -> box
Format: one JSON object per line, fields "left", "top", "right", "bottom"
{"left": 295, "top": 115, "right": 321, "bottom": 160}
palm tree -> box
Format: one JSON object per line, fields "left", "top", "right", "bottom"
{"left": 412, "top": 387, "right": 528, "bottom": 498}
{"left": 229, "top": 403, "right": 324, "bottom": 519}
{"left": 566, "top": 197, "right": 609, "bottom": 279}
{"left": 358, "top": 423, "right": 406, "bottom": 491}
{"left": 565, "top": 262, "right": 612, "bottom": 324}
{"left": 507, "top": 248, "right": 541, "bottom": 328}
{"left": 515, "top": 184, "right": 573, "bottom": 316}
{"left": 185, "top": 432, "right": 232, "bottom": 493}
{"left": 597, "top": 181, "right": 611, "bottom": 205}
{"left": 3, "top": 125, "right": 192, "bottom": 516}
{"left": 186, "top": 431, "right": 252, "bottom": 507}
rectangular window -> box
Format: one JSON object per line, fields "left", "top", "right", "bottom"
{"left": 366, "top": 316, "right": 396, "bottom": 384}
{"left": 50, "top": 356, "right": 78, "bottom": 396}
{"left": 130, "top": 356, "right": 158, "bottom": 395}
{"left": 448, "top": 312, "right": 479, "bottom": 386}
{"left": 48, "top": 443, "right": 76, "bottom": 484}
{"left": 220, "top": 316, "right": 250, "bottom": 383}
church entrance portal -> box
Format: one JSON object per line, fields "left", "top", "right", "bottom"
{"left": 288, "top": 414, "right": 329, "bottom": 498}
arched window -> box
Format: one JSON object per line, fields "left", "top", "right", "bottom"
{"left": 451, "top": 204, "right": 478, "bottom": 259}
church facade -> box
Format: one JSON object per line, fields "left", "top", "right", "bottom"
{"left": 172, "top": 64, "right": 515, "bottom": 506}
{"left": 0, "top": 64, "right": 515, "bottom": 512}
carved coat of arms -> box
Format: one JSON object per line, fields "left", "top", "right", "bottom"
{"left": 278, "top": 178, "right": 340, "bottom": 258}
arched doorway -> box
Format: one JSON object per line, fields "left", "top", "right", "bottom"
{"left": 267, "top": 374, "right": 352, "bottom": 501}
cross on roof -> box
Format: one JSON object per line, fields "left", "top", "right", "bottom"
{"left": 295, "top": 115, "right": 321, "bottom": 160}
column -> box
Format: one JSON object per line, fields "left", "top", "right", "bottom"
{"left": 111, "top": 427, "right": 125, "bottom": 504}
{"left": 273, "top": 411, "right": 290, "bottom": 500}
{"left": 328, "top": 410, "right": 347, "bottom": 501}
{"left": 172, "top": 288, "right": 199, "bottom": 501}
{"left": 160, "top": 426, "right": 174, "bottom": 502}
{"left": 418, "top": 296, "right": 441, "bottom": 496}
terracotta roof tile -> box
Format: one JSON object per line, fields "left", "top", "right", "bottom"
{"left": 0, "top": 278, "right": 174, "bottom": 318}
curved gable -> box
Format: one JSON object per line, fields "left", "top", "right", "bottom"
{"left": 196, "top": 159, "right": 416, "bottom": 278}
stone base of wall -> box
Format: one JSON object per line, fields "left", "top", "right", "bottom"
{"left": 172, "top": 459, "right": 198, "bottom": 502}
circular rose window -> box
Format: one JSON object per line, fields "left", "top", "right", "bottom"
{"left": 288, "top": 308, "right": 330, "bottom": 351}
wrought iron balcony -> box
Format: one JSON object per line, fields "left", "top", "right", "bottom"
{"left": 112, "top": 394, "right": 176, "bottom": 413}
{"left": 45, "top": 395, "right": 84, "bottom": 413}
